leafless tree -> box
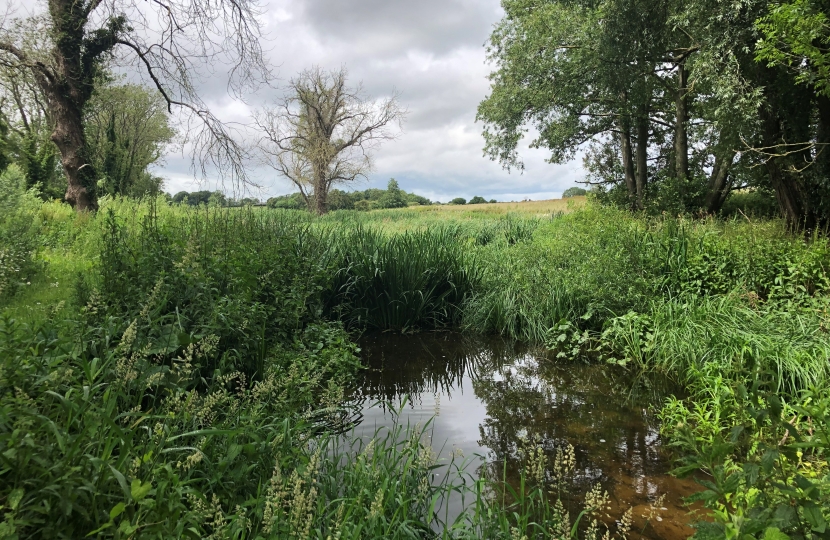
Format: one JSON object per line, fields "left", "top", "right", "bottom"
{"left": 0, "top": 0, "right": 270, "bottom": 211}
{"left": 256, "top": 67, "right": 405, "bottom": 215}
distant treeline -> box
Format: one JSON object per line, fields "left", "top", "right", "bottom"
{"left": 167, "top": 180, "right": 432, "bottom": 210}
{"left": 170, "top": 191, "right": 262, "bottom": 207}
{"left": 169, "top": 180, "right": 515, "bottom": 210}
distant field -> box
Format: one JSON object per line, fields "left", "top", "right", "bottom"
{"left": 405, "top": 196, "right": 586, "bottom": 215}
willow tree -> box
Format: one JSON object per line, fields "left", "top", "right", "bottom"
{"left": 0, "top": 0, "right": 268, "bottom": 211}
{"left": 256, "top": 67, "right": 404, "bottom": 215}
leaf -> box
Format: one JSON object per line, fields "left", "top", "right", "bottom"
{"left": 130, "top": 479, "right": 152, "bottom": 501}
{"left": 802, "top": 502, "right": 827, "bottom": 533}
{"left": 109, "top": 502, "right": 126, "bottom": 520}
{"left": 763, "top": 527, "right": 790, "bottom": 540}
{"left": 761, "top": 449, "right": 778, "bottom": 473}
{"left": 7, "top": 488, "right": 23, "bottom": 511}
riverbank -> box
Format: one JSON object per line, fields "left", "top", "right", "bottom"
{"left": 1, "top": 196, "right": 828, "bottom": 538}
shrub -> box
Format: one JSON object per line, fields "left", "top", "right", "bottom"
{"left": 562, "top": 187, "right": 587, "bottom": 198}
{"left": 469, "top": 196, "right": 487, "bottom": 204}
{"left": 0, "top": 165, "right": 42, "bottom": 301}
{"left": 450, "top": 197, "right": 466, "bottom": 205}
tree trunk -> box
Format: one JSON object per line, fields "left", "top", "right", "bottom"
{"left": 635, "top": 111, "right": 649, "bottom": 210}
{"left": 49, "top": 95, "right": 98, "bottom": 211}
{"left": 817, "top": 93, "right": 830, "bottom": 184}
{"left": 313, "top": 167, "right": 328, "bottom": 215}
{"left": 619, "top": 122, "right": 637, "bottom": 210}
{"left": 705, "top": 150, "right": 736, "bottom": 214}
{"left": 675, "top": 62, "right": 689, "bottom": 182}
{"left": 760, "top": 106, "right": 813, "bottom": 229}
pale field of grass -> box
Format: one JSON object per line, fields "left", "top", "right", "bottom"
{"left": 345, "top": 196, "right": 588, "bottom": 233}
{"left": 405, "top": 196, "right": 586, "bottom": 216}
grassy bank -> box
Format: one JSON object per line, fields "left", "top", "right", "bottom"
{"left": 2, "top": 194, "right": 829, "bottom": 538}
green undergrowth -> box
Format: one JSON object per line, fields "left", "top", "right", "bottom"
{"left": 2, "top": 195, "right": 830, "bottom": 538}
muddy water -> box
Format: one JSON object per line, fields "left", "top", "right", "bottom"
{"left": 350, "top": 332, "right": 701, "bottom": 539}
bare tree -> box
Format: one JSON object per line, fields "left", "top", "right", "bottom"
{"left": 257, "top": 67, "right": 405, "bottom": 215}
{"left": 0, "top": 0, "right": 269, "bottom": 211}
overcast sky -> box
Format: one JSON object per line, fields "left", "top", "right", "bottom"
{"left": 15, "top": 0, "right": 586, "bottom": 202}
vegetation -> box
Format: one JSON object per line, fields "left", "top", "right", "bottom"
{"left": 477, "top": 0, "right": 830, "bottom": 227}
{"left": 266, "top": 180, "right": 432, "bottom": 211}
{"left": 0, "top": 0, "right": 266, "bottom": 210}
{"left": 2, "top": 0, "right": 830, "bottom": 536}
{"left": 1, "top": 188, "right": 828, "bottom": 537}
{"left": 562, "top": 187, "right": 587, "bottom": 198}
{"left": 256, "top": 67, "right": 405, "bottom": 215}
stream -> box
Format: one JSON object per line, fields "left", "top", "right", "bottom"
{"left": 349, "top": 332, "right": 701, "bottom": 539}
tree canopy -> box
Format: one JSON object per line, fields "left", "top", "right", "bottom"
{"left": 479, "top": 0, "right": 830, "bottom": 228}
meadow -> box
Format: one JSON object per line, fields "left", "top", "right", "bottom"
{"left": 1, "top": 188, "right": 829, "bottom": 538}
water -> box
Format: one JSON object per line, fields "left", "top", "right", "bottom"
{"left": 349, "top": 332, "right": 701, "bottom": 539}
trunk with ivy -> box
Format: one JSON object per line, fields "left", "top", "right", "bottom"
{"left": 30, "top": 7, "right": 123, "bottom": 211}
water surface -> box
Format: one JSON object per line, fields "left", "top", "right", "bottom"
{"left": 350, "top": 332, "right": 700, "bottom": 539}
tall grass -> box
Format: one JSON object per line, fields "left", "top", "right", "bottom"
{"left": 598, "top": 294, "right": 830, "bottom": 391}
{"left": 4, "top": 195, "right": 830, "bottom": 537}
{"left": 325, "top": 226, "right": 479, "bottom": 331}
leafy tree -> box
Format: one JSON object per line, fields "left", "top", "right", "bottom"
{"left": 257, "top": 67, "right": 405, "bottom": 215}
{"left": 267, "top": 193, "right": 306, "bottom": 210}
{"left": 479, "top": 0, "right": 830, "bottom": 227}
{"left": 85, "top": 81, "right": 175, "bottom": 198}
{"left": 378, "top": 179, "right": 408, "bottom": 208}
{"left": 489, "top": 199, "right": 498, "bottom": 203}
{"left": 562, "top": 187, "right": 587, "bottom": 198}
{"left": 469, "top": 196, "right": 487, "bottom": 204}
{"left": 450, "top": 197, "right": 467, "bottom": 205}
{"left": 0, "top": 0, "right": 267, "bottom": 211}
{"left": 756, "top": 0, "right": 830, "bottom": 97}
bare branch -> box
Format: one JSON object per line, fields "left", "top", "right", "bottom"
{"left": 256, "top": 67, "right": 406, "bottom": 214}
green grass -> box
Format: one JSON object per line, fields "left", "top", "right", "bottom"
{"left": 2, "top": 194, "right": 830, "bottom": 538}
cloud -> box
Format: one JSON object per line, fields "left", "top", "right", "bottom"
{"left": 10, "top": 0, "right": 589, "bottom": 201}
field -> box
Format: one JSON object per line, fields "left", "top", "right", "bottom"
{"left": 405, "top": 197, "right": 586, "bottom": 216}
{"left": 1, "top": 194, "right": 829, "bottom": 539}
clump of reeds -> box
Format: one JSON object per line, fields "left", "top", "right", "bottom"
{"left": 326, "top": 225, "right": 480, "bottom": 331}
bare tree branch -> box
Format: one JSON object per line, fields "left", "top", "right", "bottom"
{"left": 256, "top": 67, "right": 406, "bottom": 214}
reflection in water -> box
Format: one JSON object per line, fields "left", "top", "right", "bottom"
{"left": 350, "top": 332, "right": 700, "bottom": 540}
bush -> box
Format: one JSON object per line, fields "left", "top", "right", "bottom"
{"left": 562, "top": 186, "right": 587, "bottom": 198}
{"left": 469, "top": 196, "right": 487, "bottom": 204}
{"left": 0, "top": 165, "right": 42, "bottom": 300}
{"left": 721, "top": 189, "right": 780, "bottom": 219}
{"left": 450, "top": 197, "right": 466, "bottom": 205}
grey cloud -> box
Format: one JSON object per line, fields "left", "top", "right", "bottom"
{"left": 295, "top": 0, "right": 497, "bottom": 57}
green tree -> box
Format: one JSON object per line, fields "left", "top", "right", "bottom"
{"left": 378, "top": 179, "right": 408, "bottom": 208}
{"left": 0, "top": 0, "right": 267, "bottom": 211}
{"left": 562, "top": 187, "right": 587, "bottom": 198}
{"left": 450, "top": 197, "right": 466, "bottom": 205}
{"left": 85, "top": 81, "right": 175, "bottom": 197}
{"left": 469, "top": 196, "right": 487, "bottom": 204}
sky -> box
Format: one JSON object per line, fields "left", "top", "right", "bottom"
{"left": 12, "top": 0, "right": 586, "bottom": 202}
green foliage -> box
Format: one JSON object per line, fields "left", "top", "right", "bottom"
{"left": 659, "top": 376, "right": 830, "bottom": 539}
{"left": 561, "top": 187, "right": 587, "bottom": 198}
{"left": 0, "top": 164, "right": 41, "bottom": 300}
{"left": 469, "top": 196, "right": 487, "bottom": 204}
{"left": 756, "top": 0, "right": 830, "bottom": 96}
{"left": 450, "top": 197, "right": 467, "bottom": 205}
{"left": 326, "top": 226, "right": 479, "bottom": 331}
{"left": 721, "top": 190, "right": 781, "bottom": 219}
{"left": 267, "top": 183, "right": 432, "bottom": 213}
{"left": 378, "top": 178, "right": 408, "bottom": 209}
{"left": 18, "top": 131, "right": 62, "bottom": 198}
{"left": 3, "top": 196, "right": 830, "bottom": 537}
